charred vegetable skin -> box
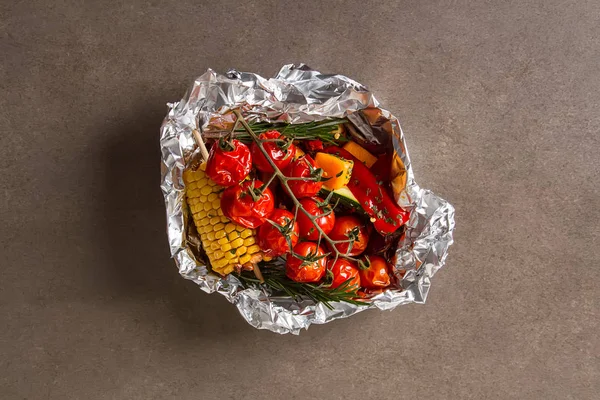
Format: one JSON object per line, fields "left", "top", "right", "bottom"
{"left": 286, "top": 242, "right": 328, "bottom": 283}
{"left": 322, "top": 146, "right": 409, "bottom": 235}
{"left": 251, "top": 130, "right": 295, "bottom": 173}
{"left": 258, "top": 209, "right": 299, "bottom": 257}
{"left": 359, "top": 255, "right": 391, "bottom": 288}
{"left": 220, "top": 180, "right": 275, "bottom": 229}
{"left": 205, "top": 139, "right": 252, "bottom": 186}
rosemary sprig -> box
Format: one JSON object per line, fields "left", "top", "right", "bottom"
{"left": 204, "top": 118, "right": 349, "bottom": 145}
{"left": 235, "top": 269, "right": 367, "bottom": 310}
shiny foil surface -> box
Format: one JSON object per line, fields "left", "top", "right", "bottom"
{"left": 160, "top": 64, "right": 455, "bottom": 334}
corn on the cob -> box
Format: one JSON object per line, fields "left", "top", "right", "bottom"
{"left": 183, "top": 162, "right": 263, "bottom": 275}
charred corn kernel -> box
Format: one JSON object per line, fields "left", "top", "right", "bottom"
{"left": 230, "top": 237, "right": 244, "bottom": 248}
{"left": 238, "top": 254, "right": 252, "bottom": 265}
{"left": 184, "top": 162, "right": 264, "bottom": 275}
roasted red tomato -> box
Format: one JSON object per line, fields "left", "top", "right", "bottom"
{"left": 359, "top": 255, "right": 391, "bottom": 289}
{"left": 284, "top": 155, "right": 323, "bottom": 199}
{"left": 251, "top": 130, "right": 295, "bottom": 173}
{"left": 257, "top": 209, "right": 299, "bottom": 257}
{"left": 327, "top": 215, "right": 369, "bottom": 256}
{"left": 205, "top": 139, "right": 252, "bottom": 186}
{"left": 294, "top": 197, "right": 335, "bottom": 240}
{"left": 328, "top": 258, "right": 361, "bottom": 290}
{"left": 286, "top": 242, "right": 328, "bottom": 283}
{"left": 220, "top": 180, "right": 275, "bottom": 228}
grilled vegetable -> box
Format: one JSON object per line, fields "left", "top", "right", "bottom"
{"left": 220, "top": 179, "right": 275, "bottom": 229}
{"left": 319, "top": 186, "right": 365, "bottom": 215}
{"left": 257, "top": 208, "right": 299, "bottom": 257}
{"left": 314, "top": 152, "right": 353, "bottom": 190}
{"left": 342, "top": 141, "right": 377, "bottom": 167}
{"left": 327, "top": 259, "right": 361, "bottom": 290}
{"left": 322, "top": 146, "right": 409, "bottom": 235}
{"left": 327, "top": 215, "right": 369, "bottom": 256}
{"left": 205, "top": 139, "right": 252, "bottom": 187}
{"left": 183, "top": 163, "right": 263, "bottom": 275}
{"left": 284, "top": 155, "right": 324, "bottom": 198}
{"left": 294, "top": 197, "right": 335, "bottom": 240}
{"left": 251, "top": 130, "right": 295, "bottom": 173}
{"left": 358, "top": 255, "right": 391, "bottom": 289}
{"left": 286, "top": 242, "right": 328, "bottom": 283}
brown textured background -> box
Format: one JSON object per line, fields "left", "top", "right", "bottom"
{"left": 1, "top": 1, "right": 599, "bottom": 399}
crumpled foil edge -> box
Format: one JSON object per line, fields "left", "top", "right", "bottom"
{"left": 160, "top": 64, "right": 455, "bottom": 335}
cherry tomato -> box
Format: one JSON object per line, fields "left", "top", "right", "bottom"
{"left": 205, "top": 139, "right": 252, "bottom": 186}
{"left": 284, "top": 155, "right": 323, "bottom": 199}
{"left": 327, "top": 215, "right": 369, "bottom": 256}
{"left": 294, "top": 197, "right": 335, "bottom": 240}
{"left": 251, "top": 130, "right": 295, "bottom": 173}
{"left": 257, "top": 209, "right": 299, "bottom": 257}
{"left": 286, "top": 242, "right": 328, "bottom": 283}
{"left": 328, "top": 258, "right": 361, "bottom": 290}
{"left": 220, "top": 180, "right": 275, "bottom": 228}
{"left": 359, "top": 255, "right": 391, "bottom": 289}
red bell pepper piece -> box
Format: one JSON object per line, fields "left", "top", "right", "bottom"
{"left": 370, "top": 153, "right": 393, "bottom": 182}
{"left": 305, "top": 139, "right": 324, "bottom": 152}
{"left": 322, "top": 146, "right": 409, "bottom": 235}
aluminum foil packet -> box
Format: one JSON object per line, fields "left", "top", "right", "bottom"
{"left": 160, "top": 64, "right": 455, "bottom": 335}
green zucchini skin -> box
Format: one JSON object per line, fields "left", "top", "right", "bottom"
{"left": 319, "top": 187, "right": 368, "bottom": 217}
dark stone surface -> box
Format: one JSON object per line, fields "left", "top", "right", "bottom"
{"left": 1, "top": 1, "right": 598, "bottom": 399}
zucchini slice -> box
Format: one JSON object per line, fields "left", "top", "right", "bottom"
{"left": 319, "top": 186, "right": 367, "bottom": 216}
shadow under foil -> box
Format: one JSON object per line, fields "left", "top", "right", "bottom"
{"left": 98, "top": 102, "right": 253, "bottom": 340}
